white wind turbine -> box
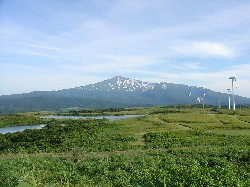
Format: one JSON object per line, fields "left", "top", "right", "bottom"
{"left": 218, "top": 93, "right": 221, "bottom": 109}
{"left": 227, "top": 89, "right": 231, "bottom": 109}
{"left": 189, "top": 92, "right": 192, "bottom": 106}
{"left": 197, "top": 94, "right": 205, "bottom": 108}
{"left": 202, "top": 93, "right": 206, "bottom": 108}
{"left": 229, "top": 73, "right": 237, "bottom": 110}
{"left": 197, "top": 97, "right": 202, "bottom": 104}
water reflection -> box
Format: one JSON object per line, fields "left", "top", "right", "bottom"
{"left": 0, "top": 124, "right": 46, "bottom": 134}
{"left": 0, "top": 114, "right": 144, "bottom": 134}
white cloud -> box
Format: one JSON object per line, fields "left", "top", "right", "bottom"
{"left": 230, "top": 64, "right": 250, "bottom": 79}
{"left": 101, "top": 54, "right": 154, "bottom": 66}
{"left": 19, "top": 43, "right": 75, "bottom": 52}
{"left": 171, "top": 40, "right": 236, "bottom": 58}
{"left": 59, "top": 54, "right": 154, "bottom": 74}
{"left": 172, "top": 62, "right": 203, "bottom": 71}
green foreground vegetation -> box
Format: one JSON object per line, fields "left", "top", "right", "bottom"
{"left": 0, "top": 106, "right": 250, "bottom": 186}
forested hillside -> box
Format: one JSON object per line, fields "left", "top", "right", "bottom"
{"left": 1, "top": 76, "right": 250, "bottom": 113}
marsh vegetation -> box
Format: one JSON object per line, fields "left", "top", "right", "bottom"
{"left": 0, "top": 106, "right": 250, "bottom": 186}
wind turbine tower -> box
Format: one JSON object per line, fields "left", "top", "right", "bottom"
{"left": 218, "top": 93, "right": 221, "bottom": 109}
{"left": 229, "top": 76, "right": 236, "bottom": 110}
{"left": 202, "top": 93, "right": 206, "bottom": 108}
{"left": 227, "top": 89, "right": 231, "bottom": 109}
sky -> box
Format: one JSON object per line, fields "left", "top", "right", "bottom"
{"left": 0, "top": 0, "right": 250, "bottom": 97}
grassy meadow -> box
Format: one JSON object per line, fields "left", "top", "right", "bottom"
{"left": 0, "top": 106, "right": 250, "bottom": 186}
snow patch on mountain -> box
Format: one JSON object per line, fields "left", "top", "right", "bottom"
{"left": 112, "top": 76, "right": 155, "bottom": 92}
{"left": 161, "top": 83, "right": 168, "bottom": 89}
{"left": 77, "top": 76, "right": 166, "bottom": 92}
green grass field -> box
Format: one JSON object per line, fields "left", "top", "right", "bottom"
{"left": 0, "top": 106, "right": 250, "bottom": 186}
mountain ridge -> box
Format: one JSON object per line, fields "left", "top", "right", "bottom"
{"left": 1, "top": 76, "right": 250, "bottom": 114}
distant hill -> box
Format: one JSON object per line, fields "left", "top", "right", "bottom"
{"left": 1, "top": 76, "right": 250, "bottom": 114}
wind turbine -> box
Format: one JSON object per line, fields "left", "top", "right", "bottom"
{"left": 189, "top": 92, "right": 192, "bottom": 107}
{"left": 218, "top": 93, "right": 221, "bottom": 109}
{"left": 197, "top": 94, "right": 205, "bottom": 108}
{"left": 229, "top": 74, "right": 236, "bottom": 110}
{"left": 227, "top": 89, "right": 231, "bottom": 109}
{"left": 202, "top": 93, "right": 206, "bottom": 108}
{"left": 197, "top": 97, "right": 202, "bottom": 107}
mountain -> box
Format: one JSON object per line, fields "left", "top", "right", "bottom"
{"left": 1, "top": 76, "right": 250, "bottom": 113}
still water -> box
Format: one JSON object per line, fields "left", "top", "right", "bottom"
{"left": 0, "top": 115, "right": 144, "bottom": 134}
{"left": 0, "top": 124, "right": 46, "bottom": 134}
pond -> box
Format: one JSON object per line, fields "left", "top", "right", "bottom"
{"left": 0, "top": 124, "right": 46, "bottom": 134}
{"left": 0, "top": 114, "right": 144, "bottom": 134}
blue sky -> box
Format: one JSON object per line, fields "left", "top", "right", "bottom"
{"left": 1, "top": 0, "right": 250, "bottom": 97}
